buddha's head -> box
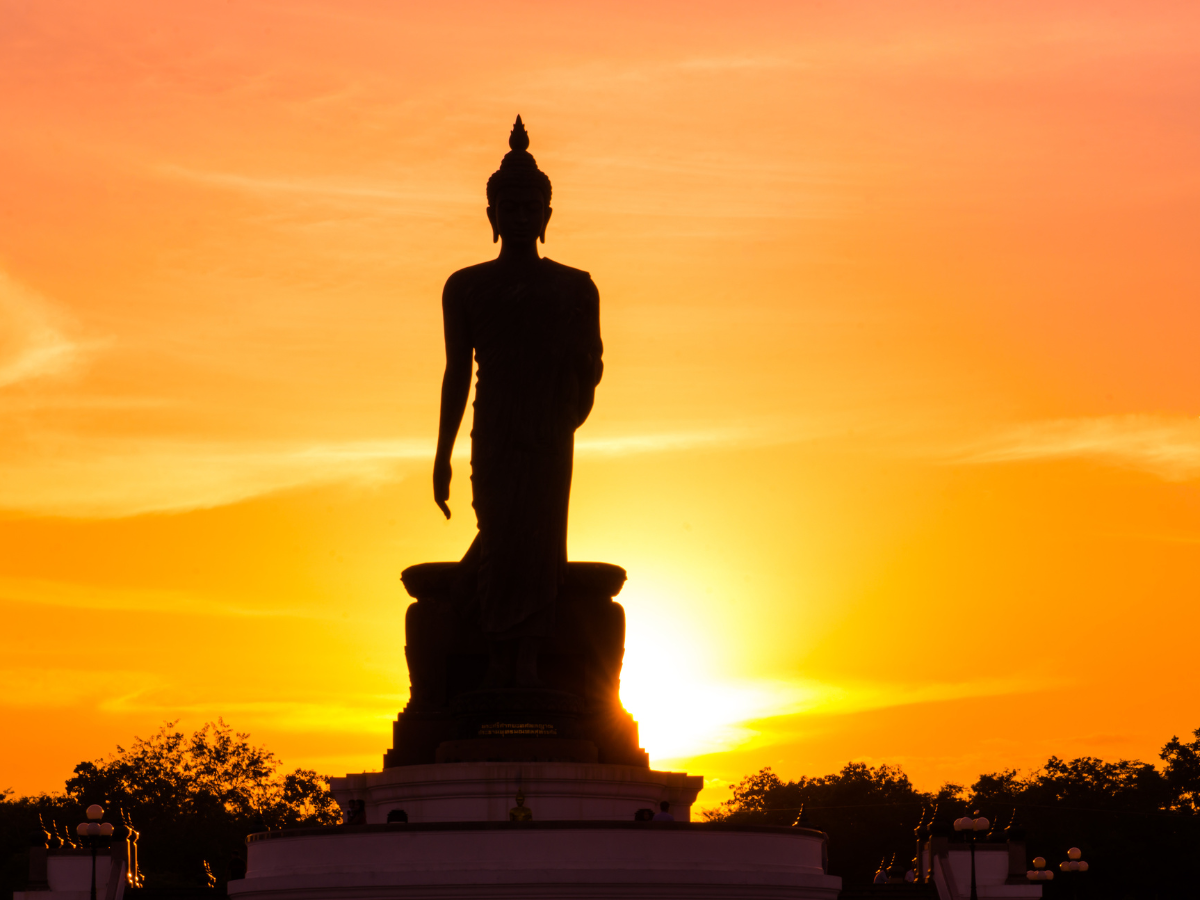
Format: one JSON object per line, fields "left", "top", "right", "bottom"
{"left": 487, "top": 116, "right": 553, "bottom": 245}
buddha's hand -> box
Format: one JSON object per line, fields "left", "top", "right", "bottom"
{"left": 433, "top": 457, "right": 452, "bottom": 519}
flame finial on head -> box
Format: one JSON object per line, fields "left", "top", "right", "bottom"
{"left": 487, "top": 115, "right": 552, "bottom": 207}
{"left": 510, "top": 115, "right": 530, "bottom": 152}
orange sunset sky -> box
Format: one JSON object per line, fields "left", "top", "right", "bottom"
{"left": 2, "top": 0, "right": 1199, "bottom": 807}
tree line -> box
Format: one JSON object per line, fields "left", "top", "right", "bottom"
{"left": 1, "top": 720, "right": 339, "bottom": 897}
{"left": 4, "top": 721, "right": 1199, "bottom": 898}
{"left": 705, "top": 726, "right": 1200, "bottom": 898}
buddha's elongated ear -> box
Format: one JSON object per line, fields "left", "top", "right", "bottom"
{"left": 487, "top": 206, "right": 499, "bottom": 243}
{"left": 540, "top": 206, "right": 553, "bottom": 244}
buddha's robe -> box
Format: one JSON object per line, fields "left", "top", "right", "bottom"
{"left": 447, "top": 258, "right": 603, "bottom": 638}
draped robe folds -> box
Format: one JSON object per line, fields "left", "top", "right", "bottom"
{"left": 449, "top": 258, "right": 603, "bottom": 639}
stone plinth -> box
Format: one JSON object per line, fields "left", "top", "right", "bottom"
{"left": 14, "top": 850, "right": 127, "bottom": 900}
{"left": 228, "top": 822, "right": 842, "bottom": 900}
{"left": 922, "top": 844, "right": 1042, "bottom": 899}
{"left": 388, "top": 562, "right": 647, "bottom": 769}
{"left": 330, "top": 761, "right": 703, "bottom": 823}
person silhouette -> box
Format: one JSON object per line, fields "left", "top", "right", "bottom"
{"left": 433, "top": 117, "right": 603, "bottom": 688}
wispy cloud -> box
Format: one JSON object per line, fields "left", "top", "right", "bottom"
{"left": 17, "top": 412, "right": 1195, "bottom": 519}
{"left": 0, "top": 575, "right": 335, "bottom": 620}
{"left": 0, "top": 665, "right": 400, "bottom": 736}
{"left": 0, "top": 421, "right": 826, "bottom": 517}
{"left": 576, "top": 426, "right": 755, "bottom": 456}
{"left": 0, "top": 271, "right": 78, "bottom": 388}
{"left": 622, "top": 593, "right": 1047, "bottom": 763}
{"left": 158, "top": 165, "right": 475, "bottom": 210}
{"left": 0, "top": 438, "right": 433, "bottom": 517}
{"left": 0, "top": 666, "right": 159, "bottom": 709}
{"left": 94, "top": 695, "right": 402, "bottom": 733}
{"left": 674, "top": 56, "right": 799, "bottom": 73}
{"left": 955, "top": 415, "right": 1200, "bottom": 481}
{"left": 627, "top": 671, "right": 1045, "bottom": 764}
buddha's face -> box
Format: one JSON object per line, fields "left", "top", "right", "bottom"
{"left": 488, "top": 186, "right": 552, "bottom": 244}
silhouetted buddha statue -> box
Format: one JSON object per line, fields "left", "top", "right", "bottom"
{"left": 508, "top": 791, "right": 533, "bottom": 821}
{"left": 433, "top": 116, "right": 603, "bottom": 688}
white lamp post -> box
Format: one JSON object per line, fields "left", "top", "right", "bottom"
{"left": 952, "top": 811, "right": 989, "bottom": 900}
{"left": 1059, "top": 847, "right": 1088, "bottom": 899}
{"left": 1026, "top": 855, "right": 1055, "bottom": 883}
{"left": 74, "top": 805, "right": 115, "bottom": 900}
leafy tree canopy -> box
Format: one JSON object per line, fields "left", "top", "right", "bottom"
{"left": 706, "top": 761, "right": 960, "bottom": 883}
{"left": 2, "top": 720, "right": 339, "bottom": 895}
{"left": 1161, "top": 726, "right": 1200, "bottom": 814}
{"left": 64, "top": 719, "right": 338, "bottom": 830}
{"left": 709, "top": 729, "right": 1200, "bottom": 897}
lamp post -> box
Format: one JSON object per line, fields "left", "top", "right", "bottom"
{"left": 913, "top": 805, "right": 933, "bottom": 884}
{"left": 1059, "top": 847, "right": 1088, "bottom": 899}
{"left": 953, "top": 811, "right": 989, "bottom": 900}
{"left": 75, "top": 805, "right": 114, "bottom": 900}
{"left": 1026, "top": 855, "right": 1055, "bottom": 884}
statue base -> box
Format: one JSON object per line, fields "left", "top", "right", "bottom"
{"left": 229, "top": 821, "right": 842, "bottom": 900}
{"left": 233, "top": 562, "right": 842, "bottom": 899}
{"left": 386, "top": 562, "right": 648, "bottom": 768}
{"left": 435, "top": 738, "right": 599, "bottom": 763}
{"left": 330, "top": 761, "right": 702, "bottom": 823}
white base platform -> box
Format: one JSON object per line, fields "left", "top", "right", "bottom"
{"left": 330, "top": 762, "right": 704, "bottom": 823}
{"left": 925, "top": 846, "right": 1043, "bottom": 899}
{"left": 229, "top": 822, "right": 842, "bottom": 900}
{"left": 14, "top": 852, "right": 127, "bottom": 900}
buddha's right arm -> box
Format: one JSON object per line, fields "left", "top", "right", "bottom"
{"left": 436, "top": 282, "right": 472, "bottom": 463}
{"left": 436, "top": 366, "right": 470, "bottom": 456}
{"left": 433, "top": 279, "right": 472, "bottom": 517}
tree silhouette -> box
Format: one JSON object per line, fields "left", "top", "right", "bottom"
{"left": 1, "top": 720, "right": 339, "bottom": 895}
{"left": 709, "top": 732, "right": 1200, "bottom": 896}
{"left": 705, "top": 761, "right": 962, "bottom": 885}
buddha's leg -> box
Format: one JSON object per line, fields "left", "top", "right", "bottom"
{"left": 474, "top": 438, "right": 570, "bottom": 689}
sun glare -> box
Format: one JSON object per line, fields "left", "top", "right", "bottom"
{"left": 619, "top": 594, "right": 833, "bottom": 762}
